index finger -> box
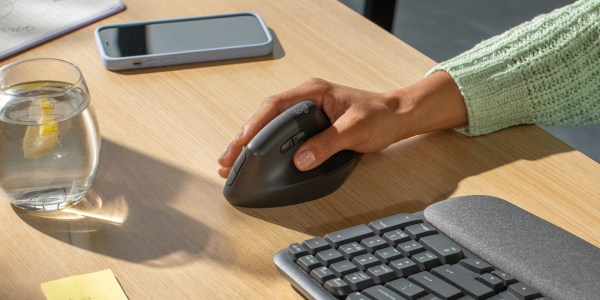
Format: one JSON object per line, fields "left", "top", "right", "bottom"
{"left": 236, "top": 78, "right": 331, "bottom": 146}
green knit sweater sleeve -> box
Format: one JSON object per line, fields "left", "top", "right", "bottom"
{"left": 429, "top": 0, "right": 600, "bottom": 136}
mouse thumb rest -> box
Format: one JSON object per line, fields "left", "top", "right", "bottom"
{"left": 223, "top": 100, "right": 356, "bottom": 207}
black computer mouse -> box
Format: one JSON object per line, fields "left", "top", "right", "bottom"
{"left": 223, "top": 100, "right": 356, "bottom": 207}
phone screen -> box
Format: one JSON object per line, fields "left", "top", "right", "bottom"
{"left": 98, "top": 15, "right": 270, "bottom": 57}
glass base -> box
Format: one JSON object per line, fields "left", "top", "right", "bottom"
{"left": 9, "top": 186, "right": 86, "bottom": 212}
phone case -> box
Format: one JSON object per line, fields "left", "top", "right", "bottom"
{"left": 94, "top": 12, "right": 274, "bottom": 70}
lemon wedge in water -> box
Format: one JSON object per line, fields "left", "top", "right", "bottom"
{"left": 22, "top": 98, "right": 59, "bottom": 159}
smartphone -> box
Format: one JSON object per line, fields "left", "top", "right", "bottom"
{"left": 94, "top": 12, "right": 274, "bottom": 70}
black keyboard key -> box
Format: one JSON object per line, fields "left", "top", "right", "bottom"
{"left": 478, "top": 273, "right": 505, "bottom": 293}
{"left": 309, "top": 266, "right": 336, "bottom": 284}
{"left": 324, "top": 224, "right": 374, "bottom": 248}
{"left": 339, "top": 242, "right": 368, "bottom": 260}
{"left": 361, "top": 235, "right": 389, "bottom": 252}
{"left": 458, "top": 259, "right": 494, "bottom": 275}
{"left": 507, "top": 282, "right": 542, "bottom": 300}
{"left": 389, "top": 258, "right": 420, "bottom": 277}
{"left": 324, "top": 278, "right": 353, "bottom": 297}
{"left": 369, "top": 214, "right": 423, "bottom": 234}
{"left": 296, "top": 255, "right": 321, "bottom": 272}
{"left": 363, "top": 285, "right": 406, "bottom": 300}
{"left": 404, "top": 223, "right": 438, "bottom": 240}
{"left": 385, "top": 278, "right": 428, "bottom": 300}
{"left": 383, "top": 229, "right": 411, "bottom": 246}
{"left": 286, "top": 243, "right": 309, "bottom": 261}
{"left": 397, "top": 240, "right": 425, "bottom": 257}
{"left": 344, "top": 271, "right": 375, "bottom": 291}
{"left": 366, "top": 264, "right": 397, "bottom": 284}
{"left": 419, "top": 234, "right": 464, "bottom": 264}
{"left": 315, "top": 249, "right": 344, "bottom": 266}
{"left": 375, "top": 246, "right": 404, "bottom": 264}
{"left": 302, "top": 237, "right": 331, "bottom": 254}
{"left": 352, "top": 253, "right": 381, "bottom": 271}
{"left": 409, "top": 271, "right": 463, "bottom": 300}
{"left": 411, "top": 251, "right": 442, "bottom": 271}
{"left": 491, "top": 270, "right": 518, "bottom": 285}
{"left": 431, "top": 265, "right": 495, "bottom": 299}
{"left": 330, "top": 260, "right": 360, "bottom": 277}
{"left": 346, "top": 292, "right": 371, "bottom": 300}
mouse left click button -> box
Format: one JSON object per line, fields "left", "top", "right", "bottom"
{"left": 227, "top": 148, "right": 248, "bottom": 186}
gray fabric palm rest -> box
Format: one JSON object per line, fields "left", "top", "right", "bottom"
{"left": 424, "top": 195, "right": 600, "bottom": 300}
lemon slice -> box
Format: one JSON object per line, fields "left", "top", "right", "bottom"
{"left": 22, "top": 98, "right": 59, "bottom": 159}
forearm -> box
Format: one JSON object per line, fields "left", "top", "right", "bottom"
{"left": 430, "top": 0, "right": 600, "bottom": 136}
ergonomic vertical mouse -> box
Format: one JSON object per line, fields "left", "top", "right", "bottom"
{"left": 223, "top": 100, "right": 356, "bottom": 207}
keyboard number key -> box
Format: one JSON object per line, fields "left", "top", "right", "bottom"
{"left": 286, "top": 243, "right": 308, "bottom": 261}
{"left": 404, "top": 223, "right": 438, "bottom": 240}
{"left": 397, "top": 240, "right": 425, "bottom": 257}
{"left": 302, "top": 237, "right": 331, "bottom": 254}
{"left": 324, "top": 278, "right": 353, "bottom": 297}
{"left": 314, "top": 248, "right": 344, "bottom": 266}
{"left": 408, "top": 271, "right": 463, "bottom": 299}
{"left": 385, "top": 278, "right": 428, "bottom": 299}
{"left": 324, "top": 224, "right": 374, "bottom": 247}
{"left": 419, "top": 234, "right": 464, "bottom": 265}
{"left": 309, "top": 266, "right": 336, "bottom": 284}
{"left": 361, "top": 235, "right": 388, "bottom": 252}
{"left": 352, "top": 253, "right": 381, "bottom": 271}
{"left": 375, "top": 246, "right": 404, "bottom": 264}
{"left": 338, "top": 242, "right": 368, "bottom": 260}
{"left": 508, "top": 282, "right": 542, "bottom": 300}
{"left": 366, "top": 264, "right": 397, "bottom": 284}
{"left": 478, "top": 273, "right": 505, "bottom": 293}
{"left": 369, "top": 214, "right": 423, "bottom": 234}
{"left": 389, "top": 257, "right": 420, "bottom": 277}
{"left": 411, "top": 251, "right": 441, "bottom": 271}
{"left": 458, "top": 258, "right": 494, "bottom": 274}
{"left": 346, "top": 292, "right": 371, "bottom": 300}
{"left": 491, "top": 270, "right": 518, "bottom": 285}
{"left": 363, "top": 285, "right": 405, "bottom": 300}
{"left": 344, "top": 271, "right": 375, "bottom": 291}
{"left": 296, "top": 255, "right": 322, "bottom": 272}
{"left": 383, "top": 229, "right": 411, "bottom": 246}
{"left": 330, "top": 260, "right": 360, "bottom": 277}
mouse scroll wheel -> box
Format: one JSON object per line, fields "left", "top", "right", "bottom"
{"left": 280, "top": 131, "right": 306, "bottom": 153}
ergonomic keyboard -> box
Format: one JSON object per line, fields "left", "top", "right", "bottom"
{"left": 274, "top": 195, "right": 600, "bottom": 300}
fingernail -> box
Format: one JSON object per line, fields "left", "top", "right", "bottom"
{"left": 295, "top": 149, "right": 316, "bottom": 170}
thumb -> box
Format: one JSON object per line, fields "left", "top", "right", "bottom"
{"left": 293, "top": 125, "right": 347, "bottom": 171}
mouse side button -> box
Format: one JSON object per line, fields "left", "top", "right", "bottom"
{"left": 225, "top": 148, "right": 248, "bottom": 186}
{"left": 233, "top": 147, "right": 248, "bottom": 173}
{"left": 280, "top": 139, "right": 294, "bottom": 153}
{"left": 291, "top": 131, "right": 306, "bottom": 144}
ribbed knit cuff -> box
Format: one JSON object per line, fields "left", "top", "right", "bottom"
{"left": 429, "top": 0, "right": 600, "bottom": 136}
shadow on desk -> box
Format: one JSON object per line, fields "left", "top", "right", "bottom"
{"left": 14, "top": 138, "right": 216, "bottom": 267}
{"left": 235, "top": 126, "right": 572, "bottom": 237}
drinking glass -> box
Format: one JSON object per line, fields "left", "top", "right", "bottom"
{"left": 0, "top": 58, "right": 101, "bottom": 211}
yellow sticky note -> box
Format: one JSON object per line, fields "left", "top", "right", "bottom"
{"left": 41, "top": 269, "right": 128, "bottom": 300}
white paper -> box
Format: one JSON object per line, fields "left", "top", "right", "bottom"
{"left": 0, "top": 0, "right": 125, "bottom": 59}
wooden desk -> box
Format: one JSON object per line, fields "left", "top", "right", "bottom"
{"left": 1, "top": 0, "right": 599, "bottom": 298}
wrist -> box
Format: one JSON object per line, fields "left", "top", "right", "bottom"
{"left": 388, "top": 71, "right": 467, "bottom": 139}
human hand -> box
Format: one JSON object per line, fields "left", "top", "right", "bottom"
{"left": 218, "top": 72, "right": 467, "bottom": 179}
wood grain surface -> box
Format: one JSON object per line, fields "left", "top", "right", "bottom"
{"left": 1, "top": 0, "right": 599, "bottom": 299}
